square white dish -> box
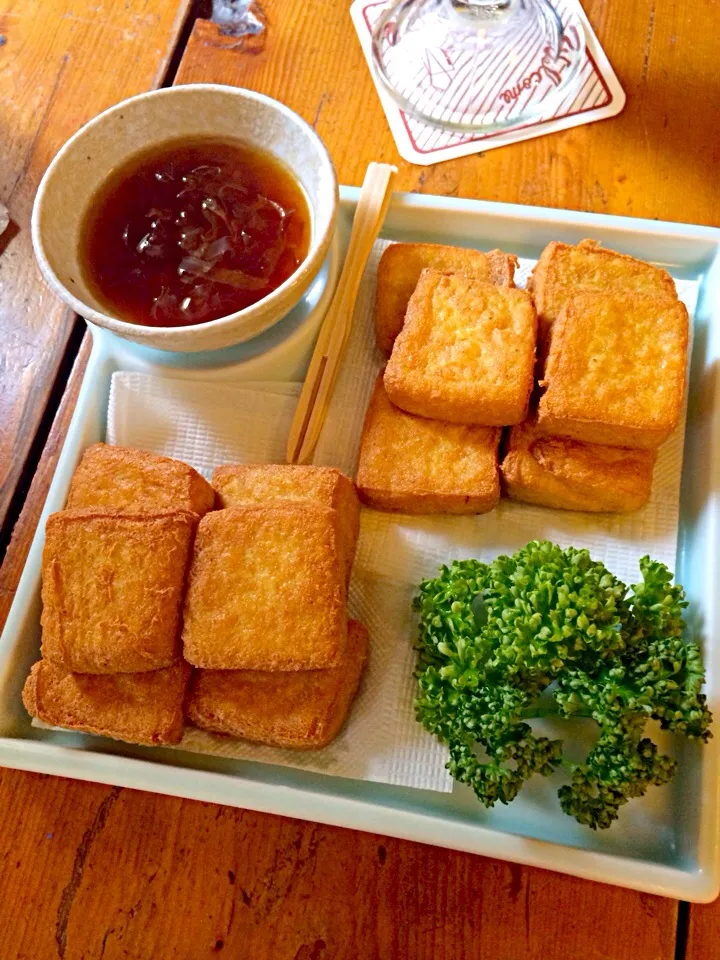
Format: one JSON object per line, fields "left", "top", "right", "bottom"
{"left": 1, "top": 188, "right": 719, "bottom": 901}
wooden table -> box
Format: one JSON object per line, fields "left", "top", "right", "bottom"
{"left": 0, "top": 1, "right": 718, "bottom": 956}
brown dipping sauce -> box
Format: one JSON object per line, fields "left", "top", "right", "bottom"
{"left": 79, "top": 137, "right": 311, "bottom": 327}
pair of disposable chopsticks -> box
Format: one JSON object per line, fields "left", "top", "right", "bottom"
{"left": 286, "top": 162, "right": 397, "bottom": 465}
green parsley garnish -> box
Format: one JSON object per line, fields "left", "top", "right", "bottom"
{"left": 414, "top": 540, "right": 712, "bottom": 829}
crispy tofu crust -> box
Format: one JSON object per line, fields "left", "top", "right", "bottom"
{"left": 384, "top": 271, "right": 536, "bottom": 425}
{"left": 67, "top": 443, "right": 215, "bottom": 517}
{"left": 182, "top": 504, "right": 347, "bottom": 671}
{"left": 530, "top": 239, "right": 678, "bottom": 346}
{"left": 537, "top": 294, "right": 688, "bottom": 449}
{"left": 501, "top": 420, "right": 656, "bottom": 513}
{"left": 375, "top": 242, "right": 517, "bottom": 354}
{"left": 22, "top": 659, "right": 190, "bottom": 746}
{"left": 212, "top": 464, "right": 360, "bottom": 583}
{"left": 357, "top": 374, "right": 500, "bottom": 514}
{"left": 185, "top": 620, "right": 368, "bottom": 749}
{"left": 41, "top": 510, "right": 196, "bottom": 674}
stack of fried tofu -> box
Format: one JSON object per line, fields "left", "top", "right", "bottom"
{"left": 184, "top": 463, "right": 367, "bottom": 749}
{"left": 23, "top": 444, "right": 213, "bottom": 746}
{"left": 509, "top": 240, "right": 687, "bottom": 512}
{"left": 23, "top": 446, "right": 366, "bottom": 751}
{"left": 357, "top": 239, "right": 688, "bottom": 514}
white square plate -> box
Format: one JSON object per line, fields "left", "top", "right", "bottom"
{"left": 1, "top": 188, "right": 719, "bottom": 901}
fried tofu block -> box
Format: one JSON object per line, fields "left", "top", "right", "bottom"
{"left": 375, "top": 243, "right": 518, "bottom": 353}
{"left": 357, "top": 374, "right": 500, "bottom": 514}
{"left": 501, "top": 420, "right": 656, "bottom": 513}
{"left": 537, "top": 294, "right": 688, "bottom": 449}
{"left": 41, "top": 510, "right": 196, "bottom": 674}
{"left": 182, "top": 505, "right": 346, "bottom": 671}
{"left": 186, "top": 620, "right": 368, "bottom": 749}
{"left": 384, "top": 271, "right": 536, "bottom": 425}
{"left": 530, "top": 239, "right": 677, "bottom": 345}
{"left": 212, "top": 464, "right": 359, "bottom": 583}
{"left": 22, "top": 660, "right": 190, "bottom": 746}
{"left": 67, "top": 443, "right": 215, "bottom": 517}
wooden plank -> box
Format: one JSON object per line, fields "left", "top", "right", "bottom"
{"left": 0, "top": 770, "right": 677, "bottom": 960}
{"left": 174, "top": 0, "right": 720, "bottom": 227}
{"left": 685, "top": 901, "right": 720, "bottom": 959}
{"left": 0, "top": 335, "right": 90, "bottom": 626}
{"left": 0, "top": 0, "right": 191, "bottom": 537}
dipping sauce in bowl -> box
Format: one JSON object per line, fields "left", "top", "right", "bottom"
{"left": 80, "top": 137, "right": 311, "bottom": 327}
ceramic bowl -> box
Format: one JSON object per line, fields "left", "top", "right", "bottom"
{"left": 31, "top": 84, "right": 338, "bottom": 353}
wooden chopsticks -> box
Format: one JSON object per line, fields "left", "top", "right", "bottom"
{"left": 286, "top": 162, "right": 397, "bottom": 465}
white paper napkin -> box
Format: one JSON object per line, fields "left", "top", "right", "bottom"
{"left": 106, "top": 242, "right": 696, "bottom": 793}
{"left": 108, "top": 379, "right": 301, "bottom": 475}
{"left": 350, "top": 0, "right": 626, "bottom": 165}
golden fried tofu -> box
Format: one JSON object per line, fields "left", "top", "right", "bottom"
{"left": 530, "top": 239, "right": 677, "bottom": 346}
{"left": 41, "top": 510, "right": 196, "bottom": 674}
{"left": 537, "top": 294, "right": 688, "bottom": 449}
{"left": 182, "top": 505, "right": 346, "bottom": 671}
{"left": 22, "top": 659, "right": 190, "bottom": 746}
{"left": 212, "top": 464, "right": 359, "bottom": 583}
{"left": 384, "top": 271, "right": 536, "bottom": 425}
{"left": 501, "top": 420, "right": 656, "bottom": 513}
{"left": 67, "top": 443, "right": 215, "bottom": 517}
{"left": 186, "top": 620, "right": 368, "bottom": 749}
{"left": 357, "top": 374, "right": 500, "bottom": 514}
{"left": 375, "top": 243, "right": 518, "bottom": 353}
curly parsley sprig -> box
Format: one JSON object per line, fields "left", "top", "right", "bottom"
{"left": 414, "top": 542, "right": 712, "bottom": 829}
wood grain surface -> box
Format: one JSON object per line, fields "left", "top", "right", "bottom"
{"left": 0, "top": 771, "right": 678, "bottom": 960}
{"left": 686, "top": 899, "right": 720, "bottom": 960}
{"left": 0, "top": 335, "right": 90, "bottom": 628}
{"left": 0, "top": 0, "right": 190, "bottom": 539}
{"left": 1, "top": 0, "right": 718, "bottom": 956}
